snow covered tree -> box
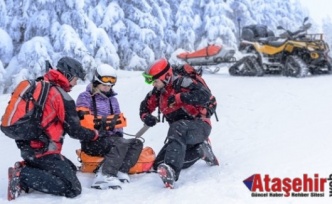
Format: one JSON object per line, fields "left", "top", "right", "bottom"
{"left": 0, "top": 60, "right": 5, "bottom": 94}
{"left": 148, "top": 0, "right": 171, "bottom": 59}
{"left": 199, "top": 0, "right": 236, "bottom": 48}
{"left": 0, "top": 0, "right": 322, "bottom": 94}
{"left": 0, "top": 0, "right": 6, "bottom": 28}
{"left": 322, "top": 17, "right": 332, "bottom": 57}
{"left": 272, "top": 1, "right": 302, "bottom": 31}
{"left": 175, "top": 0, "right": 196, "bottom": 51}
{"left": 6, "top": 0, "right": 29, "bottom": 51}
{"left": 228, "top": 0, "right": 258, "bottom": 45}
{"left": 7, "top": 37, "right": 55, "bottom": 86}
{"left": 250, "top": 0, "right": 308, "bottom": 37}
{"left": 290, "top": 0, "right": 309, "bottom": 25}
{"left": 230, "top": 0, "right": 256, "bottom": 28}
{"left": 116, "top": 0, "right": 164, "bottom": 70}
{"left": 82, "top": 2, "right": 121, "bottom": 69}
{"left": 251, "top": 0, "right": 279, "bottom": 30}
{"left": 161, "top": 0, "right": 178, "bottom": 59}
{"left": 0, "top": 28, "right": 13, "bottom": 66}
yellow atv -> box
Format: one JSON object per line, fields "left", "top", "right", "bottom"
{"left": 230, "top": 18, "right": 331, "bottom": 77}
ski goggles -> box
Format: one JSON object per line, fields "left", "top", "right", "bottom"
{"left": 96, "top": 73, "right": 117, "bottom": 85}
{"left": 142, "top": 73, "right": 155, "bottom": 85}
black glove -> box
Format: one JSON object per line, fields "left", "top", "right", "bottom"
{"left": 97, "top": 118, "right": 109, "bottom": 138}
{"left": 77, "top": 110, "right": 85, "bottom": 120}
{"left": 143, "top": 114, "right": 158, "bottom": 127}
{"left": 167, "top": 95, "right": 176, "bottom": 107}
{"left": 94, "top": 116, "right": 107, "bottom": 130}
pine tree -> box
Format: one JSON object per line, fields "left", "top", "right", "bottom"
{"left": 0, "top": 55, "right": 5, "bottom": 94}
{"left": 199, "top": 0, "right": 236, "bottom": 48}
{"left": 116, "top": 0, "right": 167, "bottom": 70}
{"left": 175, "top": 0, "right": 196, "bottom": 51}
{"left": 0, "top": 0, "right": 6, "bottom": 28}
{"left": 322, "top": 17, "right": 332, "bottom": 57}
{"left": 0, "top": 0, "right": 321, "bottom": 94}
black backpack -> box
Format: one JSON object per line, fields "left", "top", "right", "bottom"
{"left": 172, "top": 64, "right": 218, "bottom": 121}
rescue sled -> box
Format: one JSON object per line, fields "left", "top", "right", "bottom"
{"left": 176, "top": 44, "right": 236, "bottom": 73}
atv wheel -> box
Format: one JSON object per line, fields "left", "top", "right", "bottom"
{"left": 284, "top": 56, "right": 308, "bottom": 77}
{"left": 327, "top": 58, "right": 332, "bottom": 74}
{"left": 309, "top": 58, "right": 332, "bottom": 75}
{"left": 229, "top": 56, "right": 264, "bottom": 76}
{"left": 229, "top": 64, "right": 240, "bottom": 76}
{"left": 228, "top": 57, "right": 247, "bottom": 76}
{"left": 322, "top": 57, "right": 332, "bottom": 74}
{"left": 242, "top": 56, "right": 264, "bottom": 76}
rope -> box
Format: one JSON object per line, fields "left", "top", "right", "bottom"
{"left": 123, "top": 132, "right": 145, "bottom": 143}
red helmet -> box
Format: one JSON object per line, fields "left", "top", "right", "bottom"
{"left": 145, "top": 58, "right": 173, "bottom": 83}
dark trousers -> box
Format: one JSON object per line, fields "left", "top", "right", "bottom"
{"left": 19, "top": 154, "right": 81, "bottom": 198}
{"left": 81, "top": 136, "right": 143, "bottom": 176}
{"left": 153, "top": 119, "right": 211, "bottom": 180}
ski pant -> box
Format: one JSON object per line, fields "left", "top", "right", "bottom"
{"left": 19, "top": 154, "right": 81, "bottom": 198}
{"left": 81, "top": 136, "right": 143, "bottom": 176}
{"left": 153, "top": 119, "right": 211, "bottom": 180}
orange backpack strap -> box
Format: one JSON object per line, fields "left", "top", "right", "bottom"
{"left": 77, "top": 106, "right": 127, "bottom": 130}
{"left": 94, "top": 113, "right": 127, "bottom": 130}
{"left": 76, "top": 107, "right": 95, "bottom": 130}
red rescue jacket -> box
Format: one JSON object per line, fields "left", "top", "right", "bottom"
{"left": 17, "top": 70, "right": 97, "bottom": 159}
{"left": 140, "top": 76, "right": 211, "bottom": 126}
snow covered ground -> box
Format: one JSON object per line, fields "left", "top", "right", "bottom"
{"left": 1, "top": 68, "right": 332, "bottom": 204}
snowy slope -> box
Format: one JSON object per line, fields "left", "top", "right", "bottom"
{"left": 1, "top": 68, "right": 332, "bottom": 204}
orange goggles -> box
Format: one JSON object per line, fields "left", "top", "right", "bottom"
{"left": 96, "top": 74, "right": 117, "bottom": 84}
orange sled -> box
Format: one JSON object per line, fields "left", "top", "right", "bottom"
{"left": 177, "top": 44, "right": 235, "bottom": 66}
{"left": 76, "top": 147, "right": 156, "bottom": 174}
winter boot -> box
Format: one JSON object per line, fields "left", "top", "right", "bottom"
{"left": 198, "top": 139, "right": 219, "bottom": 166}
{"left": 7, "top": 161, "right": 25, "bottom": 201}
{"left": 117, "top": 171, "right": 130, "bottom": 183}
{"left": 157, "top": 163, "right": 175, "bottom": 189}
{"left": 91, "top": 171, "right": 122, "bottom": 190}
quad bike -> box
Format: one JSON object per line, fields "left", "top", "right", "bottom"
{"left": 230, "top": 17, "right": 332, "bottom": 77}
{"left": 177, "top": 44, "right": 236, "bottom": 73}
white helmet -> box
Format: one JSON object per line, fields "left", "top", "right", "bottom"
{"left": 93, "top": 64, "right": 117, "bottom": 86}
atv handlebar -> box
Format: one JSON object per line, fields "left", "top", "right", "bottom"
{"left": 278, "top": 23, "right": 312, "bottom": 40}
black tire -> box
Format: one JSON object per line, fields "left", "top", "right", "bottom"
{"left": 327, "top": 58, "right": 332, "bottom": 74}
{"left": 229, "top": 63, "right": 241, "bottom": 76}
{"left": 241, "top": 56, "right": 264, "bottom": 76}
{"left": 309, "top": 57, "right": 332, "bottom": 75}
{"left": 228, "top": 56, "right": 264, "bottom": 76}
{"left": 321, "top": 57, "right": 332, "bottom": 74}
{"left": 284, "top": 56, "right": 308, "bottom": 77}
{"left": 229, "top": 56, "right": 248, "bottom": 76}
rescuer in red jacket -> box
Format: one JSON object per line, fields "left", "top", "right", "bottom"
{"left": 8, "top": 57, "right": 104, "bottom": 200}
{"left": 140, "top": 58, "right": 219, "bottom": 189}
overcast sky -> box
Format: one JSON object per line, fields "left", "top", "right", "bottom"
{"left": 298, "top": 0, "right": 331, "bottom": 22}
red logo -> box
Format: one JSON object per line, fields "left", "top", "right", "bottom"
{"left": 243, "top": 174, "right": 327, "bottom": 197}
